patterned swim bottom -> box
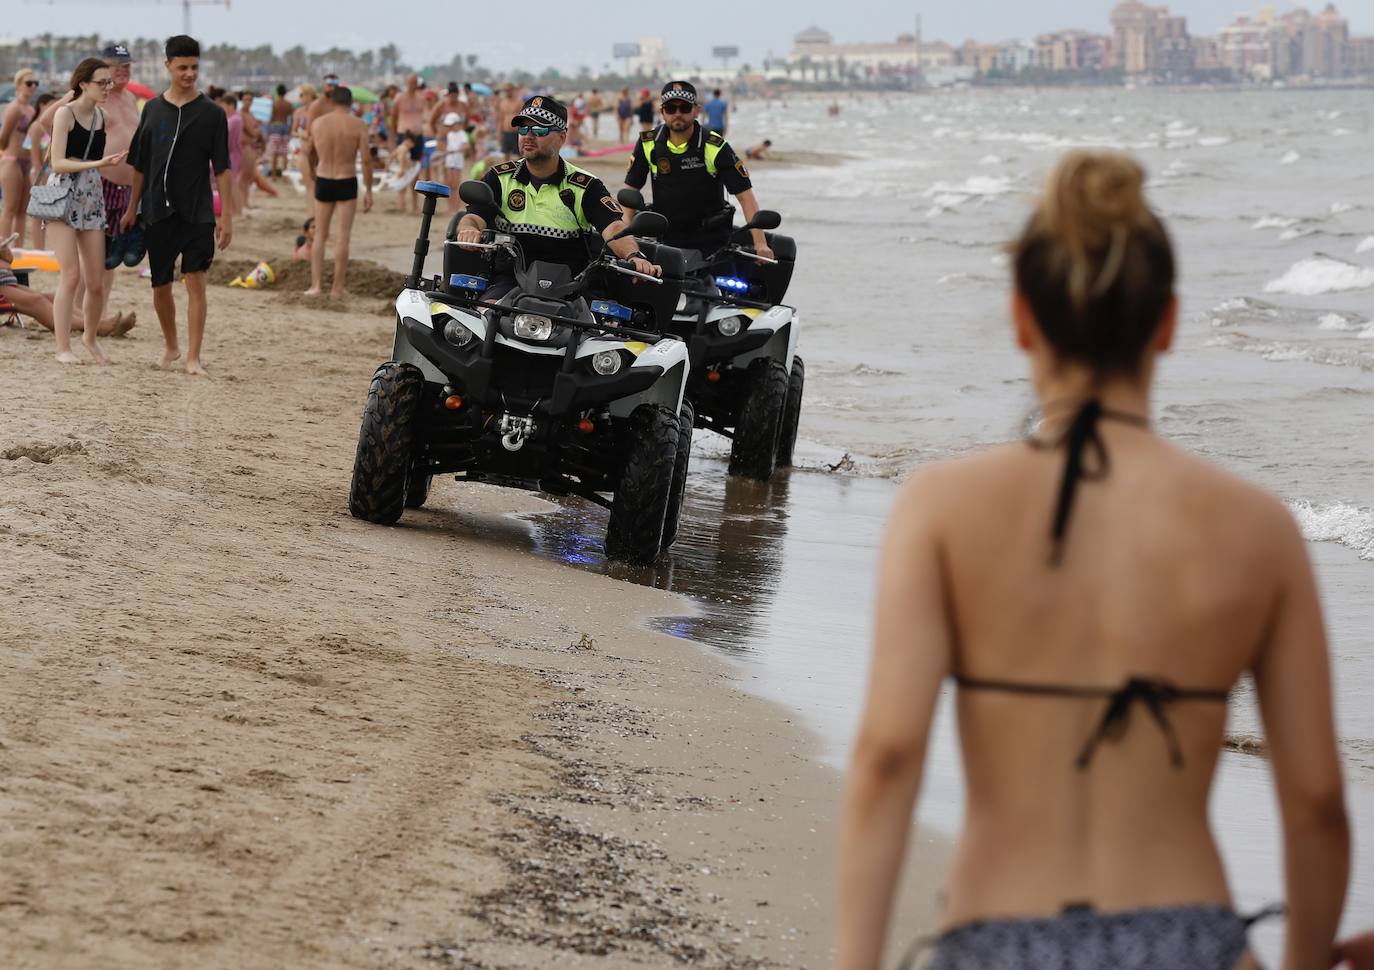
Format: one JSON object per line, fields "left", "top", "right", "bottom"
{"left": 928, "top": 904, "right": 1253, "bottom": 970}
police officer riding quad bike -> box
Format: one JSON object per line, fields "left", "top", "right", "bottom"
{"left": 347, "top": 177, "right": 693, "bottom": 565}
{"left": 618, "top": 187, "right": 801, "bottom": 482}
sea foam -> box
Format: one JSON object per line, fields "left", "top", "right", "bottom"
{"left": 1252, "top": 216, "right": 1298, "bottom": 230}
{"left": 1264, "top": 256, "right": 1374, "bottom": 296}
{"left": 1279, "top": 150, "right": 1302, "bottom": 165}
{"left": 1289, "top": 501, "right": 1374, "bottom": 560}
{"left": 1356, "top": 237, "right": 1374, "bottom": 255}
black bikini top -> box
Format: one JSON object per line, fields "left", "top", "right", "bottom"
{"left": 1029, "top": 398, "right": 1149, "bottom": 566}
{"left": 954, "top": 674, "right": 1229, "bottom": 770}
{"left": 951, "top": 400, "right": 1229, "bottom": 770}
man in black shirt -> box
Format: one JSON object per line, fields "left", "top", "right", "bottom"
{"left": 455, "top": 94, "right": 658, "bottom": 296}
{"left": 622, "top": 80, "right": 772, "bottom": 261}
{"left": 120, "top": 34, "right": 232, "bottom": 376}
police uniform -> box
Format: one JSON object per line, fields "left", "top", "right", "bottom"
{"left": 466, "top": 95, "right": 624, "bottom": 275}
{"left": 624, "top": 81, "right": 753, "bottom": 252}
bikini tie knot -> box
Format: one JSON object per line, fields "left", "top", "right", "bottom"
{"left": 1075, "top": 677, "right": 1186, "bottom": 770}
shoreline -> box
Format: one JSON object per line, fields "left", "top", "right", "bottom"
{"left": 0, "top": 186, "right": 945, "bottom": 967}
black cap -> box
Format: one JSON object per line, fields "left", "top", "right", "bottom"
{"left": 511, "top": 94, "right": 568, "bottom": 132}
{"left": 660, "top": 80, "right": 697, "bottom": 106}
{"left": 447, "top": 81, "right": 459, "bottom": 94}
{"left": 101, "top": 43, "right": 134, "bottom": 63}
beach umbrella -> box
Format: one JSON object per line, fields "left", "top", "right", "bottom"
{"left": 348, "top": 85, "right": 379, "bottom": 103}
{"left": 469, "top": 82, "right": 493, "bottom": 96}
{"left": 126, "top": 80, "right": 156, "bottom": 99}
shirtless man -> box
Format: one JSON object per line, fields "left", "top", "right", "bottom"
{"left": 39, "top": 44, "right": 143, "bottom": 324}
{"left": 391, "top": 74, "right": 426, "bottom": 145}
{"left": 427, "top": 82, "right": 465, "bottom": 182}
{"left": 306, "top": 85, "right": 372, "bottom": 298}
{"left": 299, "top": 74, "right": 341, "bottom": 201}
{"left": 267, "top": 83, "right": 293, "bottom": 176}
{"left": 495, "top": 83, "right": 522, "bottom": 159}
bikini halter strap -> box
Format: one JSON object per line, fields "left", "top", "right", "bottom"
{"left": 1029, "top": 399, "right": 1149, "bottom": 566}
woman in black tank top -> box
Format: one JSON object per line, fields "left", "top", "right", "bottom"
{"left": 836, "top": 152, "right": 1351, "bottom": 970}
{"left": 45, "top": 56, "right": 127, "bottom": 365}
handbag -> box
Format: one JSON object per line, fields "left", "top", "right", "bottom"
{"left": 26, "top": 106, "right": 100, "bottom": 223}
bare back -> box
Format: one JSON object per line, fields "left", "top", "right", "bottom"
{"left": 310, "top": 110, "right": 365, "bottom": 180}
{"left": 100, "top": 88, "right": 139, "bottom": 185}
{"left": 904, "top": 424, "right": 1325, "bottom": 924}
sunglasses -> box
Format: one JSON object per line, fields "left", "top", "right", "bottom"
{"left": 517, "top": 124, "right": 554, "bottom": 137}
{"left": 662, "top": 102, "right": 693, "bottom": 115}
{"left": 23, "top": 80, "right": 39, "bottom": 87}
{"left": 91, "top": 79, "right": 115, "bottom": 88}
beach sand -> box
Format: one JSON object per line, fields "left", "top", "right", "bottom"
{"left": 0, "top": 170, "right": 943, "bottom": 968}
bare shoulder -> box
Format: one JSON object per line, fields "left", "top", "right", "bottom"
{"left": 1156, "top": 436, "right": 1303, "bottom": 548}
{"left": 887, "top": 443, "right": 1025, "bottom": 534}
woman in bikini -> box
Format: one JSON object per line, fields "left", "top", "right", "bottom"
{"left": 1, "top": 68, "right": 40, "bottom": 247}
{"left": 837, "top": 151, "right": 1350, "bottom": 970}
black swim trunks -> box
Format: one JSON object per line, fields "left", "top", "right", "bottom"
{"left": 314, "top": 175, "right": 358, "bottom": 203}
{"left": 146, "top": 214, "right": 216, "bottom": 287}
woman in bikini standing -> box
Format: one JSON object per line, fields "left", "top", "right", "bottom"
{"left": 837, "top": 151, "right": 1350, "bottom": 969}
{"left": 0, "top": 68, "right": 41, "bottom": 247}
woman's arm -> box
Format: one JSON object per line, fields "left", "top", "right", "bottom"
{"left": 0, "top": 103, "right": 20, "bottom": 152}
{"left": 1254, "top": 506, "right": 1349, "bottom": 970}
{"left": 837, "top": 472, "right": 953, "bottom": 970}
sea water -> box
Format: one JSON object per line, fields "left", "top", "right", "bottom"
{"left": 525, "top": 87, "right": 1374, "bottom": 960}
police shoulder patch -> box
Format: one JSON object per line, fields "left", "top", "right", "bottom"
{"left": 735, "top": 159, "right": 750, "bottom": 180}
{"left": 600, "top": 195, "right": 622, "bottom": 214}
{"left": 705, "top": 131, "right": 725, "bottom": 146}
{"left": 566, "top": 170, "right": 593, "bottom": 188}
{"left": 489, "top": 160, "right": 519, "bottom": 176}
{"left": 639, "top": 129, "right": 656, "bottom": 142}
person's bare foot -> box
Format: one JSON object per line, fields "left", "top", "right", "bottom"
{"left": 82, "top": 334, "right": 112, "bottom": 365}
{"left": 329, "top": 288, "right": 347, "bottom": 299}
{"left": 55, "top": 350, "right": 81, "bottom": 365}
{"left": 185, "top": 358, "right": 209, "bottom": 377}
{"left": 113, "top": 311, "right": 137, "bottom": 337}
{"left": 303, "top": 286, "right": 322, "bottom": 296}
{"left": 158, "top": 347, "right": 181, "bottom": 369}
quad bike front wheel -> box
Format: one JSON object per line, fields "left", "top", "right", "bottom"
{"left": 776, "top": 356, "right": 805, "bottom": 468}
{"left": 348, "top": 361, "right": 425, "bottom": 524}
{"left": 728, "top": 358, "right": 788, "bottom": 481}
{"left": 661, "top": 400, "right": 695, "bottom": 551}
{"left": 605, "top": 403, "right": 680, "bottom": 564}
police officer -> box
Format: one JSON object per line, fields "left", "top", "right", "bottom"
{"left": 621, "top": 80, "right": 773, "bottom": 261}
{"left": 456, "top": 94, "right": 659, "bottom": 293}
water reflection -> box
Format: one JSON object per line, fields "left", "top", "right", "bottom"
{"left": 524, "top": 458, "right": 795, "bottom": 657}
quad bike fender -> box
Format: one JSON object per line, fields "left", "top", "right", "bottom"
{"left": 732, "top": 306, "right": 798, "bottom": 372}
{"left": 608, "top": 338, "right": 689, "bottom": 420}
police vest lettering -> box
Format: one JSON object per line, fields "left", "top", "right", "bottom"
{"left": 493, "top": 161, "right": 596, "bottom": 240}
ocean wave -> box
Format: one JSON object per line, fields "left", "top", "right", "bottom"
{"left": 1207, "top": 333, "right": 1374, "bottom": 371}
{"left": 1252, "top": 216, "right": 1299, "bottom": 231}
{"left": 1289, "top": 501, "right": 1374, "bottom": 560}
{"left": 1317, "top": 313, "right": 1363, "bottom": 331}
{"left": 1279, "top": 150, "right": 1302, "bottom": 165}
{"left": 1197, "top": 136, "right": 1231, "bottom": 147}
{"left": 1279, "top": 227, "right": 1315, "bottom": 242}
{"left": 1264, "top": 256, "right": 1374, "bottom": 296}
{"left": 1356, "top": 236, "right": 1374, "bottom": 255}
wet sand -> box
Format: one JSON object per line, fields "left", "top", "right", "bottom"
{"left": 0, "top": 177, "right": 943, "bottom": 967}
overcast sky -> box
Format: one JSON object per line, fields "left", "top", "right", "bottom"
{"left": 12, "top": 0, "right": 1374, "bottom": 72}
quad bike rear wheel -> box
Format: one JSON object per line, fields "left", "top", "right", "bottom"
{"left": 349, "top": 361, "right": 425, "bottom": 524}
{"left": 661, "top": 400, "right": 695, "bottom": 550}
{"left": 728, "top": 358, "right": 788, "bottom": 481}
{"left": 776, "top": 356, "right": 805, "bottom": 468}
{"left": 605, "top": 404, "right": 679, "bottom": 564}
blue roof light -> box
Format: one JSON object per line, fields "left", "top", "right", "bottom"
{"left": 714, "top": 276, "right": 750, "bottom": 292}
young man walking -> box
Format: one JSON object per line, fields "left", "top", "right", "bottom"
{"left": 121, "top": 34, "right": 232, "bottom": 376}
{"left": 305, "top": 85, "right": 372, "bottom": 298}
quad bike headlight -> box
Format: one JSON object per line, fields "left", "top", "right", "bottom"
{"left": 591, "top": 350, "right": 623, "bottom": 376}
{"left": 513, "top": 313, "right": 554, "bottom": 341}
{"left": 443, "top": 318, "right": 474, "bottom": 347}
{"left": 716, "top": 315, "right": 745, "bottom": 337}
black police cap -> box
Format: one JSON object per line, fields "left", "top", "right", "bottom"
{"left": 511, "top": 94, "right": 568, "bottom": 132}
{"left": 660, "top": 81, "right": 698, "bottom": 106}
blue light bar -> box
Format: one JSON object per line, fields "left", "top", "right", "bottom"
{"left": 449, "top": 273, "right": 489, "bottom": 292}
{"left": 415, "top": 180, "right": 451, "bottom": 197}
{"left": 714, "top": 276, "right": 751, "bottom": 292}
{"left": 590, "top": 299, "right": 633, "bottom": 321}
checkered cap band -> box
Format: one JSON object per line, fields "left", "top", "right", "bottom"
{"left": 514, "top": 103, "right": 567, "bottom": 132}
{"left": 660, "top": 85, "right": 697, "bottom": 106}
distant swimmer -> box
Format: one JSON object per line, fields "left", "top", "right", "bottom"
{"left": 827, "top": 101, "right": 841, "bottom": 116}
{"left": 621, "top": 80, "right": 772, "bottom": 261}
{"left": 745, "top": 139, "right": 772, "bottom": 161}
{"left": 305, "top": 83, "right": 372, "bottom": 297}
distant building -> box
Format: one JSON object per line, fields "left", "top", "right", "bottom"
{"left": 625, "top": 37, "right": 672, "bottom": 78}
{"left": 1350, "top": 35, "right": 1374, "bottom": 74}
{"left": 1110, "top": 1, "right": 1163, "bottom": 73}
{"left": 958, "top": 40, "right": 1001, "bottom": 74}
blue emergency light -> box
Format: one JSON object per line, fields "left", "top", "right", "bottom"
{"left": 591, "top": 299, "right": 633, "bottom": 321}
{"left": 714, "top": 276, "right": 751, "bottom": 293}
{"left": 449, "top": 273, "right": 489, "bottom": 292}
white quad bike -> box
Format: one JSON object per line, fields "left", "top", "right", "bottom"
{"left": 618, "top": 188, "right": 803, "bottom": 482}
{"left": 348, "top": 179, "right": 694, "bottom": 564}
